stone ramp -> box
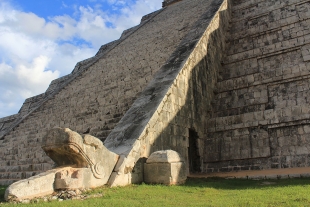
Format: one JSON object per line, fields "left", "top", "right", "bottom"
{"left": 105, "top": 0, "right": 230, "bottom": 186}
{"left": 189, "top": 167, "right": 310, "bottom": 179}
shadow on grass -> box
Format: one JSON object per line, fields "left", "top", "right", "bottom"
{"left": 183, "top": 177, "right": 310, "bottom": 190}
{"left": 0, "top": 186, "right": 6, "bottom": 202}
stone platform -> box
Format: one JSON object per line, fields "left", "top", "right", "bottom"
{"left": 189, "top": 167, "right": 310, "bottom": 179}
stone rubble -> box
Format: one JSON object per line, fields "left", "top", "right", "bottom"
{"left": 6, "top": 189, "right": 104, "bottom": 204}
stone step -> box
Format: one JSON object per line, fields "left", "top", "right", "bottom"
{"left": 225, "top": 21, "right": 309, "bottom": 57}
{"left": 231, "top": 0, "right": 302, "bottom": 22}
{"left": 0, "top": 179, "right": 20, "bottom": 186}
{"left": 228, "top": 4, "right": 308, "bottom": 42}
{"left": 232, "top": 0, "right": 259, "bottom": 10}
{"left": 224, "top": 38, "right": 309, "bottom": 65}
{"left": 0, "top": 171, "right": 40, "bottom": 180}
{"left": 217, "top": 57, "right": 309, "bottom": 95}
{"left": 189, "top": 167, "right": 310, "bottom": 180}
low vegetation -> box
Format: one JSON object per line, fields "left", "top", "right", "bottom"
{"left": 1, "top": 178, "right": 310, "bottom": 206}
{"left": 0, "top": 186, "right": 5, "bottom": 203}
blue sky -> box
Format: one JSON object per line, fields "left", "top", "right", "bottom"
{"left": 12, "top": 0, "right": 116, "bottom": 18}
{"left": 0, "top": 0, "right": 162, "bottom": 118}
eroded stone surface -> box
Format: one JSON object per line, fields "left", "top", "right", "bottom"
{"left": 144, "top": 150, "right": 187, "bottom": 185}
{"left": 204, "top": 0, "right": 310, "bottom": 173}
{"left": 106, "top": 0, "right": 230, "bottom": 186}
{"left": 42, "top": 128, "right": 119, "bottom": 183}
{"left": 146, "top": 150, "right": 184, "bottom": 163}
{"left": 4, "top": 128, "right": 119, "bottom": 201}
{"left": 5, "top": 169, "right": 59, "bottom": 201}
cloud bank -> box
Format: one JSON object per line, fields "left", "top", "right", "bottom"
{"left": 0, "top": 0, "right": 162, "bottom": 118}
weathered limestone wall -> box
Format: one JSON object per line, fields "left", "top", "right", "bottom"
{"left": 0, "top": 115, "right": 18, "bottom": 138}
{"left": 0, "top": 0, "right": 218, "bottom": 185}
{"left": 105, "top": 0, "right": 230, "bottom": 186}
{"left": 204, "top": 0, "right": 310, "bottom": 172}
{"left": 143, "top": 0, "right": 231, "bottom": 170}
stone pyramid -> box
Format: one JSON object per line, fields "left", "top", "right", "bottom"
{"left": 1, "top": 0, "right": 310, "bottom": 192}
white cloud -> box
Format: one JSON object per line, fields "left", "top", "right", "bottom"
{"left": 62, "top": 1, "right": 69, "bottom": 8}
{"left": 0, "top": 0, "right": 162, "bottom": 118}
{"left": 0, "top": 56, "right": 59, "bottom": 98}
{"left": 0, "top": 58, "right": 59, "bottom": 117}
{"left": 16, "top": 56, "right": 60, "bottom": 98}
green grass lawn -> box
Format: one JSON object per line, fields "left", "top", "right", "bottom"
{"left": 1, "top": 178, "right": 310, "bottom": 206}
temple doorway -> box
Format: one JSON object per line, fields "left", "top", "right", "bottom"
{"left": 188, "top": 129, "right": 201, "bottom": 173}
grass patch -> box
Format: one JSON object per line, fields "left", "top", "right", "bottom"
{"left": 1, "top": 178, "right": 310, "bottom": 206}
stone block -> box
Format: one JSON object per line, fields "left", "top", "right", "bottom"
{"left": 248, "top": 175, "right": 265, "bottom": 180}
{"left": 289, "top": 174, "right": 300, "bottom": 179}
{"left": 296, "top": 146, "right": 308, "bottom": 155}
{"left": 5, "top": 169, "right": 58, "bottom": 201}
{"left": 278, "top": 174, "right": 289, "bottom": 179}
{"left": 265, "top": 175, "right": 278, "bottom": 180}
{"left": 300, "top": 173, "right": 310, "bottom": 178}
{"left": 144, "top": 150, "right": 186, "bottom": 185}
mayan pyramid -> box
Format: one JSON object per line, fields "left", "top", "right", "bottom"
{"left": 1, "top": 0, "right": 310, "bottom": 187}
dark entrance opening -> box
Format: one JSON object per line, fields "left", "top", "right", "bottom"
{"left": 188, "top": 129, "right": 201, "bottom": 173}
